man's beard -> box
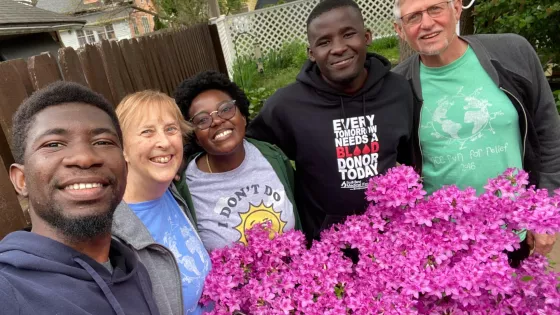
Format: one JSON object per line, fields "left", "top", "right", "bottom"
{"left": 34, "top": 200, "right": 118, "bottom": 243}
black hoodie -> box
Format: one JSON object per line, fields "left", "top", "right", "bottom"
{"left": 0, "top": 231, "right": 160, "bottom": 315}
{"left": 248, "top": 53, "right": 414, "bottom": 240}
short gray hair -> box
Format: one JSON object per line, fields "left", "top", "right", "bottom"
{"left": 393, "top": 0, "right": 402, "bottom": 21}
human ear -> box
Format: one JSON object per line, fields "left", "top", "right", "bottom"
{"left": 9, "top": 164, "right": 27, "bottom": 197}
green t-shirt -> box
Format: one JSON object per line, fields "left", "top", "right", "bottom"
{"left": 419, "top": 46, "right": 523, "bottom": 195}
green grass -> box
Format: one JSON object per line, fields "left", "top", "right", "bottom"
{"left": 368, "top": 36, "right": 400, "bottom": 66}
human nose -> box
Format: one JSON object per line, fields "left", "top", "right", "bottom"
{"left": 63, "top": 142, "right": 104, "bottom": 169}
{"left": 419, "top": 11, "right": 436, "bottom": 29}
{"left": 209, "top": 111, "right": 225, "bottom": 127}
{"left": 330, "top": 38, "right": 348, "bottom": 55}
{"left": 155, "top": 130, "right": 172, "bottom": 149}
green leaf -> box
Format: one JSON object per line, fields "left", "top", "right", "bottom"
{"left": 521, "top": 276, "right": 534, "bottom": 282}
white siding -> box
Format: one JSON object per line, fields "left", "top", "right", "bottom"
{"left": 58, "top": 29, "right": 81, "bottom": 49}
{"left": 56, "top": 20, "right": 132, "bottom": 50}
{"left": 113, "top": 20, "right": 132, "bottom": 41}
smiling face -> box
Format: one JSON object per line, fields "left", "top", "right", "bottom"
{"left": 188, "top": 89, "right": 246, "bottom": 157}
{"left": 10, "top": 103, "right": 126, "bottom": 240}
{"left": 395, "top": 0, "right": 461, "bottom": 56}
{"left": 307, "top": 6, "right": 372, "bottom": 89}
{"left": 122, "top": 106, "right": 183, "bottom": 186}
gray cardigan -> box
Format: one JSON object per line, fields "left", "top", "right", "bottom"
{"left": 111, "top": 184, "right": 199, "bottom": 315}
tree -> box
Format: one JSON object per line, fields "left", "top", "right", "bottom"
{"left": 474, "top": 0, "right": 560, "bottom": 69}
{"left": 219, "top": 0, "right": 244, "bottom": 15}
{"left": 152, "top": 0, "right": 209, "bottom": 27}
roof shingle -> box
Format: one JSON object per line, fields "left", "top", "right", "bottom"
{"left": 0, "top": 0, "right": 86, "bottom": 27}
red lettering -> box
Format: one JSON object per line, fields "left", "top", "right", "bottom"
{"left": 371, "top": 142, "right": 379, "bottom": 153}
{"left": 336, "top": 147, "right": 345, "bottom": 158}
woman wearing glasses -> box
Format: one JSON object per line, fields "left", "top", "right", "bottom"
{"left": 111, "top": 91, "right": 211, "bottom": 315}
{"left": 174, "top": 70, "right": 301, "bottom": 252}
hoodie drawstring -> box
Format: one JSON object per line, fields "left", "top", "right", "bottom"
{"left": 340, "top": 96, "right": 346, "bottom": 123}
{"left": 74, "top": 258, "right": 126, "bottom": 315}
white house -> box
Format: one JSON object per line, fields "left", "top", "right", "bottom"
{"left": 36, "top": 0, "right": 155, "bottom": 49}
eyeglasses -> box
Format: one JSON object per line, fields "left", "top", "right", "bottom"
{"left": 400, "top": 1, "right": 452, "bottom": 26}
{"left": 189, "top": 100, "right": 237, "bottom": 130}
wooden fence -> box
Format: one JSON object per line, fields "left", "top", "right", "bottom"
{"left": 0, "top": 23, "right": 225, "bottom": 239}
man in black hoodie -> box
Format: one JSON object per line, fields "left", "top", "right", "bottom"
{"left": 0, "top": 82, "right": 160, "bottom": 315}
{"left": 248, "top": 0, "right": 414, "bottom": 241}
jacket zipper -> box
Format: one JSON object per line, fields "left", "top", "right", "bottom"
{"left": 500, "top": 87, "right": 528, "bottom": 164}
{"left": 418, "top": 101, "right": 425, "bottom": 173}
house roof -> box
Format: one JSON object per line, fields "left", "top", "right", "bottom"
{"left": 0, "top": 0, "right": 86, "bottom": 34}
{"left": 36, "top": 0, "right": 132, "bottom": 15}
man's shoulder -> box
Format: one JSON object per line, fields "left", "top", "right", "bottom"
{"left": 392, "top": 55, "right": 416, "bottom": 77}
{"left": 466, "top": 33, "right": 533, "bottom": 59}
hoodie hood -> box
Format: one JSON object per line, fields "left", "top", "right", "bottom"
{"left": 296, "top": 52, "right": 392, "bottom": 100}
{"left": 0, "top": 231, "right": 159, "bottom": 315}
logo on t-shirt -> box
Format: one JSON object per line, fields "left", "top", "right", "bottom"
{"left": 235, "top": 201, "right": 287, "bottom": 245}
{"left": 333, "top": 114, "right": 379, "bottom": 190}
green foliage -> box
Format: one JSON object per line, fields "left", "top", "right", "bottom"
{"left": 474, "top": 0, "right": 560, "bottom": 68}
{"left": 152, "top": 0, "right": 209, "bottom": 26}
{"left": 553, "top": 89, "right": 560, "bottom": 114}
{"left": 246, "top": 87, "right": 275, "bottom": 119}
{"left": 263, "top": 41, "right": 308, "bottom": 72}
{"left": 232, "top": 55, "right": 261, "bottom": 91}
{"left": 219, "top": 0, "right": 244, "bottom": 15}
{"left": 368, "top": 36, "right": 400, "bottom": 66}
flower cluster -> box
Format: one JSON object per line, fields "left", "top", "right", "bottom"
{"left": 201, "top": 166, "right": 560, "bottom": 314}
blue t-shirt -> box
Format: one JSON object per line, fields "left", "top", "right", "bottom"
{"left": 129, "top": 190, "right": 211, "bottom": 315}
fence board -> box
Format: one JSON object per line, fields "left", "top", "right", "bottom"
{"left": 0, "top": 61, "right": 28, "bottom": 169}
{"left": 110, "top": 40, "right": 134, "bottom": 98}
{"left": 153, "top": 35, "right": 174, "bottom": 95}
{"left": 119, "top": 39, "right": 145, "bottom": 91}
{"left": 28, "top": 53, "right": 62, "bottom": 90}
{"left": 98, "top": 40, "right": 127, "bottom": 105}
{"left": 0, "top": 164, "right": 26, "bottom": 239}
{"left": 138, "top": 36, "right": 162, "bottom": 92}
{"left": 166, "top": 33, "right": 182, "bottom": 90}
{"left": 130, "top": 39, "right": 153, "bottom": 90}
{"left": 173, "top": 30, "right": 188, "bottom": 80}
{"left": 9, "top": 59, "right": 34, "bottom": 95}
{"left": 178, "top": 28, "right": 195, "bottom": 79}
{"left": 78, "top": 44, "right": 114, "bottom": 105}
{"left": 58, "top": 47, "right": 89, "bottom": 87}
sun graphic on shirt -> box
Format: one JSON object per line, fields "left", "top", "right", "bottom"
{"left": 235, "top": 201, "right": 287, "bottom": 245}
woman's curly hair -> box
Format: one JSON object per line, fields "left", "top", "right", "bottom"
{"left": 174, "top": 70, "right": 251, "bottom": 156}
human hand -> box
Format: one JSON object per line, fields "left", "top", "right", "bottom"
{"left": 527, "top": 231, "right": 557, "bottom": 255}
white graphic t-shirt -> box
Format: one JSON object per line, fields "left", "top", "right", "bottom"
{"left": 186, "top": 140, "right": 296, "bottom": 252}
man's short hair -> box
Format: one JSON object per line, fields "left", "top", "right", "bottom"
{"left": 12, "top": 81, "right": 122, "bottom": 164}
{"left": 306, "top": 0, "right": 364, "bottom": 29}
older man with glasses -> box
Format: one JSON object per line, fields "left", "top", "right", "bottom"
{"left": 392, "top": 0, "right": 560, "bottom": 262}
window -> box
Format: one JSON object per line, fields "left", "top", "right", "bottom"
{"left": 85, "top": 30, "right": 96, "bottom": 43}
{"left": 141, "top": 16, "right": 150, "bottom": 34}
{"left": 76, "top": 30, "right": 87, "bottom": 47}
{"left": 133, "top": 21, "right": 140, "bottom": 36}
{"left": 105, "top": 24, "right": 116, "bottom": 40}
{"left": 97, "top": 30, "right": 107, "bottom": 41}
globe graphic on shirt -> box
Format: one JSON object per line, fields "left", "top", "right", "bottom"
{"left": 430, "top": 94, "right": 491, "bottom": 141}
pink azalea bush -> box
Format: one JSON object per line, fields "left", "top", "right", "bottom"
{"left": 201, "top": 166, "right": 560, "bottom": 314}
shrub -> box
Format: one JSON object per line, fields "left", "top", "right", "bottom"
{"left": 474, "top": 0, "right": 560, "bottom": 69}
